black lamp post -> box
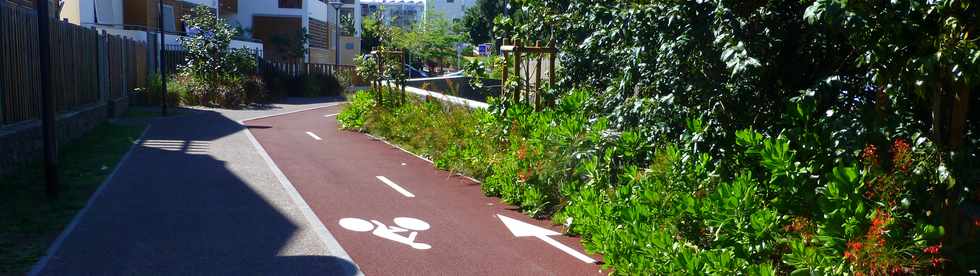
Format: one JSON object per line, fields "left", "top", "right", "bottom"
{"left": 329, "top": 1, "right": 344, "bottom": 65}
{"left": 36, "top": 0, "right": 59, "bottom": 197}
{"left": 157, "top": 0, "right": 168, "bottom": 116}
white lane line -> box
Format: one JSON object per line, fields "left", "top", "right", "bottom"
{"left": 324, "top": 113, "right": 340, "bottom": 117}
{"left": 306, "top": 131, "right": 323, "bottom": 141}
{"left": 376, "top": 176, "right": 415, "bottom": 197}
{"left": 242, "top": 128, "right": 361, "bottom": 275}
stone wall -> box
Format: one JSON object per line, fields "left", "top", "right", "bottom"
{"left": 0, "top": 103, "right": 110, "bottom": 176}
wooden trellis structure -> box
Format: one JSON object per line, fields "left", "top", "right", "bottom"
{"left": 370, "top": 48, "right": 407, "bottom": 106}
{"left": 500, "top": 39, "right": 557, "bottom": 111}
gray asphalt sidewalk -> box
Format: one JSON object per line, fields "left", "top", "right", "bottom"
{"left": 33, "top": 98, "right": 357, "bottom": 275}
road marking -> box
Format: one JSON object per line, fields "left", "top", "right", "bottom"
{"left": 238, "top": 101, "right": 346, "bottom": 122}
{"left": 376, "top": 176, "right": 415, "bottom": 197}
{"left": 242, "top": 125, "right": 361, "bottom": 275}
{"left": 497, "top": 214, "right": 597, "bottom": 264}
{"left": 306, "top": 131, "right": 323, "bottom": 140}
{"left": 339, "top": 217, "right": 432, "bottom": 250}
{"left": 324, "top": 113, "right": 340, "bottom": 117}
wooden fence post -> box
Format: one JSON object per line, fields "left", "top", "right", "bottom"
{"left": 97, "top": 29, "right": 106, "bottom": 105}
{"left": 0, "top": 2, "right": 6, "bottom": 125}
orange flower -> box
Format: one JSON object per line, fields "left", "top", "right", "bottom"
{"left": 517, "top": 170, "right": 530, "bottom": 183}
{"left": 516, "top": 145, "right": 527, "bottom": 160}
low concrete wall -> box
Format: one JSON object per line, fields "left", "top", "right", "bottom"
{"left": 405, "top": 76, "right": 501, "bottom": 103}
{"left": 108, "top": 96, "right": 129, "bottom": 118}
{"left": 0, "top": 103, "right": 110, "bottom": 176}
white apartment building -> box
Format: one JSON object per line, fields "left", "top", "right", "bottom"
{"left": 361, "top": 0, "right": 424, "bottom": 29}
{"left": 220, "top": 0, "right": 362, "bottom": 64}
{"left": 59, "top": 0, "right": 362, "bottom": 65}
{"left": 58, "top": 0, "right": 262, "bottom": 51}
{"left": 425, "top": 0, "right": 476, "bottom": 23}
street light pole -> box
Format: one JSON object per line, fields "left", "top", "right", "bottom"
{"left": 36, "top": 0, "right": 59, "bottom": 197}
{"left": 329, "top": 1, "right": 344, "bottom": 65}
{"left": 157, "top": 0, "right": 168, "bottom": 116}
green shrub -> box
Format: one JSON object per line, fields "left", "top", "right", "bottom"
{"left": 339, "top": 86, "right": 977, "bottom": 274}
{"left": 337, "top": 91, "right": 376, "bottom": 130}
{"left": 177, "top": 6, "right": 265, "bottom": 107}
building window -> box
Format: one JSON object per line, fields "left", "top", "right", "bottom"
{"left": 447, "top": 0, "right": 454, "bottom": 2}
{"left": 279, "top": 0, "right": 302, "bottom": 9}
{"left": 162, "top": 4, "right": 177, "bottom": 33}
{"left": 340, "top": 7, "right": 354, "bottom": 36}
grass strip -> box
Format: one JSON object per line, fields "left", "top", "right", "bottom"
{"left": 0, "top": 122, "right": 146, "bottom": 274}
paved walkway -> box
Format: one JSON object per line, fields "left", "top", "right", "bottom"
{"left": 33, "top": 98, "right": 358, "bottom": 275}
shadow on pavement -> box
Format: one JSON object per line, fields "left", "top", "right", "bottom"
{"left": 37, "top": 108, "right": 357, "bottom": 275}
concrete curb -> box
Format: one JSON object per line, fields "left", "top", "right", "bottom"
{"left": 240, "top": 104, "right": 363, "bottom": 276}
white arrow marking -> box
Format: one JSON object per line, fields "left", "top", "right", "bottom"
{"left": 306, "top": 131, "right": 323, "bottom": 141}
{"left": 497, "top": 214, "right": 596, "bottom": 263}
{"left": 376, "top": 176, "right": 415, "bottom": 197}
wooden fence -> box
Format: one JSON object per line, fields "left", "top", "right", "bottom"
{"left": 106, "top": 34, "right": 148, "bottom": 99}
{"left": 0, "top": 2, "right": 149, "bottom": 126}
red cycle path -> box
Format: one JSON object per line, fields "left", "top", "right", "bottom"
{"left": 245, "top": 105, "right": 605, "bottom": 275}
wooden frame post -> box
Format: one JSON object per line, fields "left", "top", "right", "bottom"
{"left": 500, "top": 38, "right": 558, "bottom": 109}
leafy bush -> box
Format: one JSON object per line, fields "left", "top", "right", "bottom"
{"left": 177, "top": 6, "right": 264, "bottom": 107}
{"left": 134, "top": 73, "right": 181, "bottom": 106}
{"left": 337, "top": 91, "right": 375, "bottom": 130}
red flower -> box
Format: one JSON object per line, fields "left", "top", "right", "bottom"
{"left": 862, "top": 144, "right": 879, "bottom": 167}
{"left": 930, "top": 257, "right": 943, "bottom": 267}
{"left": 923, "top": 243, "right": 942, "bottom": 254}
{"left": 891, "top": 138, "right": 912, "bottom": 172}
{"left": 848, "top": 241, "right": 863, "bottom": 251}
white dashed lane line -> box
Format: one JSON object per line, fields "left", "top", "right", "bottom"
{"left": 306, "top": 131, "right": 323, "bottom": 141}
{"left": 376, "top": 176, "right": 415, "bottom": 198}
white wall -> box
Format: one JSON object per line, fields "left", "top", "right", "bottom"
{"left": 225, "top": 1, "right": 307, "bottom": 30}
{"left": 92, "top": 28, "right": 262, "bottom": 52}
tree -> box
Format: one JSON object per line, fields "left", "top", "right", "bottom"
{"left": 461, "top": 0, "right": 506, "bottom": 44}
{"left": 390, "top": 13, "right": 464, "bottom": 72}
{"left": 361, "top": 15, "right": 384, "bottom": 54}
{"left": 180, "top": 6, "right": 257, "bottom": 106}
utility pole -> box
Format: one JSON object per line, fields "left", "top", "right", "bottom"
{"left": 157, "top": 0, "right": 168, "bottom": 116}
{"left": 329, "top": 1, "right": 343, "bottom": 65}
{"left": 36, "top": 0, "right": 60, "bottom": 197}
